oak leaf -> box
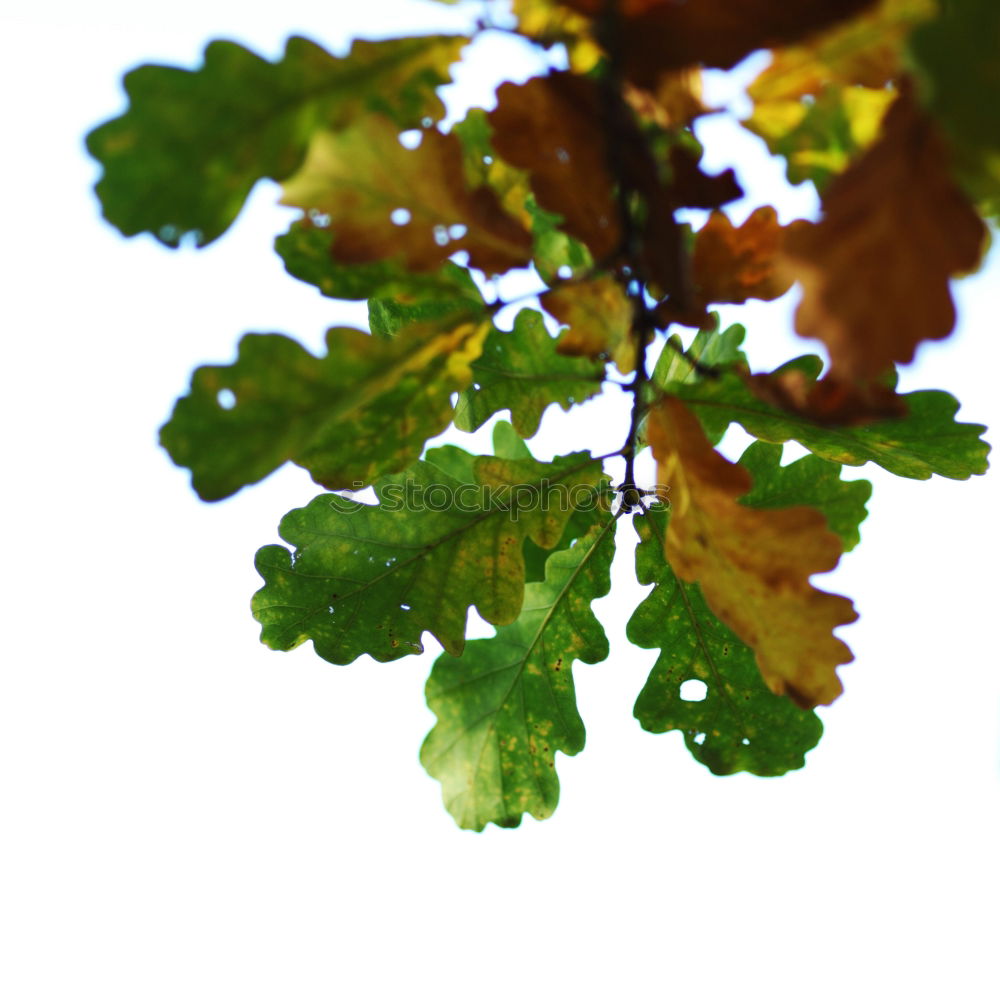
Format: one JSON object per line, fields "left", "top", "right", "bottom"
{"left": 252, "top": 446, "right": 606, "bottom": 663}
{"left": 160, "top": 314, "right": 489, "bottom": 500}
{"left": 85, "top": 35, "right": 465, "bottom": 246}
{"left": 454, "top": 308, "right": 605, "bottom": 438}
{"left": 558, "top": 0, "right": 879, "bottom": 87}
{"left": 652, "top": 321, "right": 990, "bottom": 480}
{"left": 648, "top": 397, "right": 857, "bottom": 708}
{"left": 422, "top": 516, "right": 616, "bottom": 830}
{"left": 489, "top": 73, "right": 621, "bottom": 262}
{"left": 783, "top": 87, "right": 987, "bottom": 380}
{"left": 687, "top": 207, "right": 806, "bottom": 315}
{"left": 542, "top": 275, "right": 637, "bottom": 374}
{"left": 280, "top": 116, "right": 532, "bottom": 276}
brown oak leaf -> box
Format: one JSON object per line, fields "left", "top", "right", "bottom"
{"left": 782, "top": 86, "right": 986, "bottom": 380}
{"left": 648, "top": 396, "right": 857, "bottom": 707}
{"left": 560, "top": 0, "right": 879, "bottom": 87}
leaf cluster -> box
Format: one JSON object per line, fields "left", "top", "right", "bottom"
{"left": 88, "top": 0, "right": 993, "bottom": 829}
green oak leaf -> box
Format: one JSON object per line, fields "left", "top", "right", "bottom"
{"left": 485, "top": 421, "right": 613, "bottom": 582}
{"left": 529, "top": 197, "right": 594, "bottom": 286}
{"left": 655, "top": 323, "right": 990, "bottom": 480}
{"left": 454, "top": 308, "right": 605, "bottom": 438}
{"left": 629, "top": 504, "right": 823, "bottom": 777}
{"left": 738, "top": 441, "right": 871, "bottom": 552}
{"left": 650, "top": 315, "right": 748, "bottom": 444}
{"left": 160, "top": 312, "right": 488, "bottom": 501}
{"left": 422, "top": 515, "right": 616, "bottom": 830}
{"left": 86, "top": 34, "right": 465, "bottom": 246}
{"left": 252, "top": 449, "right": 605, "bottom": 663}
{"left": 276, "top": 219, "right": 484, "bottom": 307}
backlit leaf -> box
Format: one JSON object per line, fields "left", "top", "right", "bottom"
{"left": 160, "top": 314, "right": 489, "bottom": 500}
{"left": 648, "top": 397, "right": 857, "bottom": 708}
{"left": 542, "top": 275, "right": 637, "bottom": 374}
{"left": 422, "top": 516, "right": 616, "bottom": 830}
{"left": 558, "top": 0, "right": 879, "bottom": 87}
{"left": 252, "top": 448, "right": 606, "bottom": 662}
{"left": 454, "top": 308, "right": 605, "bottom": 438}
{"left": 276, "top": 218, "right": 484, "bottom": 305}
{"left": 654, "top": 326, "right": 991, "bottom": 480}
{"left": 782, "top": 87, "right": 987, "bottom": 379}
{"left": 909, "top": 0, "right": 1000, "bottom": 219}
{"left": 86, "top": 35, "right": 465, "bottom": 246}
{"left": 280, "top": 116, "right": 532, "bottom": 275}
{"left": 629, "top": 506, "right": 823, "bottom": 776}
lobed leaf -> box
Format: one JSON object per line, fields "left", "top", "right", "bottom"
{"left": 160, "top": 313, "right": 489, "bottom": 500}
{"left": 629, "top": 507, "right": 823, "bottom": 776}
{"left": 909, "top": 0, "right": 1000, "bottom": 220}
{"left": 252, "top": 448, "right": 606, "bottom": 663}
{"left": 86, "top": 34, "right": 465, "bottom": 246}
{"left": 782, "top": 87, "right": 987, "bottom": 380}
{"left": 654, "top": 324, "right": 991, "bottom": 480}
{"left": 557, "top": 0, "right": 879, "bottom": 87}
{"left": 422, "top": 516, "right": 616, "bottom": 830}
{"left": 279, "top": 116, "right": 532, "bottom": 276}
{"left": 454, "top": 309, "right": 605, "bottom": 438}
{"left": 276, "top": 219, "right": 483, "bottom": 306}
{"left": 542, "top": 275, "right": 637, "bottom": 375}
{"left": 648, "top": 397, "right": 857, "bottom": 708}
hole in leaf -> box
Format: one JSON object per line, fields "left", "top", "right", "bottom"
{"left": 679, "top": 679, "right": 708, "bottom": 702}
{"left": 421, "top": 116, "right": 433, "bottom": 128}
{"left": 400, "top": 603, "right": 411, "bottom": 611}
{"left": 448, "top": 223, "right": 467, "bottom": 240}
{"left": 433, "top": 224, "right": 450, "bottom": 246}
{"left": 398, "top": 129, "right": 422, "bottom": 149}
{"left": 557, "top": 265, "right": 573, "bottom": 279}
{"left": 217, "top": 389, "right": 236, "bottom": 410}
{"left": 555, "top": 147, "right": 570, "bottom": 164}
{"left": 308, "top": 209, "right": 331, "bottom": 228}
{"left": 741, "top": 738, "right": 751, "bottom": 746}
{"left": 693, "top": 732, "right": 706, "bottom": 745}
{"left": 391, "top": 208, "right": 411, "bottom": 226}
{"left": 483, "top": 154, "right": 493, "bottom": 165}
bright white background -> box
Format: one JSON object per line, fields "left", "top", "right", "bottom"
{"left": 2, "top": 2, "right": 999, "bottom": 997}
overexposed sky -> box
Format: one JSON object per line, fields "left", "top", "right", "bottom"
{"left": 3, "top": 3, "right": 999, "bottom": 997}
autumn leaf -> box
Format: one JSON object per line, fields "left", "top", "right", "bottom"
{"left": 743, "top": 85, "right": 894, "bottom": 189}
{"left": 542, "top": 275, "right": 637, "bottom": 374}
{"left": 667, "top": 207, "right": 806, "bottom": 325}
{"left": 648, "top": 397, "right": 857, "bottom": 708}
{"left": 252, "top": 447, "right": 606, "bottom": 663}
{"left": 558, "top": 0, "right": 879, "bottom": 87}
{"left": 280, "top": 116, "right": 532, "bottom": 275}
{"left": 454, "top": 309, "right": 605, "bottom": 438}
{"left": 628, "top": 506, "right": 824, "bottom": 776}
{"left": 86, "top": 34, "right": 465, "bottom": 245}
{"left": 782, "top": 87, "right": 987, "bottom": 380}
{"left": 652, "top": 322, "right": 990, "bottom": 480}
{"left": 489, "top": 73, "right": 621, "bottom": 263}
{"left": 422, "top": 516, "right": 616, "bottom": 830}
{"left": 749, "top": 0, "right": 933, "bottom": 101}
{"left": 160, "top": 313, "right": 489, "bottom": 500}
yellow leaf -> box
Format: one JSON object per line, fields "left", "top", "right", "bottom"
{"left": 542, "top": 276, "right": 636, "bottom": 375}
{"left": 648, "top": 397, "right": 857, "bottom": 708}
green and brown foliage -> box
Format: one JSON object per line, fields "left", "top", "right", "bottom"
{"left": 88, "top": 0, "right": 994, "bottom": 829}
